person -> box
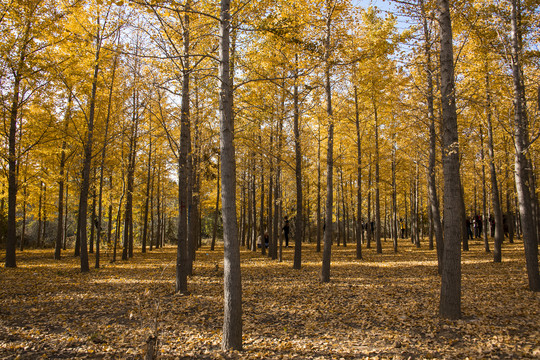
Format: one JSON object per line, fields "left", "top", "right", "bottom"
{"left": 283, "top": 216, "right": 290, "bottom": 247}
{"left": 264, "top": 230, "right": 269, "bottom": 248}
{"left": 400, "top": 218, "right": 406, "bottom": 239}
{"left": 466, "top": 217, "right": 473, "bottom": 240}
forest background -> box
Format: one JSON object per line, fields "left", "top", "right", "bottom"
{"left": 0, "top": 0, "right": 539, "bottom": 358}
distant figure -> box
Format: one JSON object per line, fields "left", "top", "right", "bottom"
{"left": 466, "top": 217, "right": 473, "bottom": 240}
{"left": 283, "top": 216, "right": 290, "bottom": 247}
{"left": 264, "top": 230, "right": 269, "bottom": 248}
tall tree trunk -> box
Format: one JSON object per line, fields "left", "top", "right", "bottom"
{"left": 260, "top": 135, "right": 266, "bottom": 256}
{"left": 392, "top": 133, "right": 398, "bottom": 253}
{"left": 510, "top": 0, "right": 540, "bottom": 291}
{"left": 78, "top": 21, "right": 102, "bottom": 273}
{"left": 142, "top": 119, "right": 152, "bottom": 254}
{"left": 37, "top": 182, "right": 43, "bottom": 248}
{"left": 486, "top": 71, "right": 504, "bottom": 262}
{"left": 367, "top": 156, "right": 372, "bottom": 249}
{"left": 316, "top": 118, "right": 322, "bottom": 253}
{"left": 20, "top": 160, "right": 28, "bottom": 252}
{"left": 89, "top": 181, "right": 96, "bottom": 254}
{"left": 321, "top": 1, "right": 334, "bottom": 283}
{"left": 155, "top": 168, "right": 162, "bottom": 250}
{"left": 220, "top": 0, "right": 242, "bottom": 350}
{"left": 480, "top": 125, "right": 490, "bottom": 252}
{"left": 273, "top": 108, "right": 284, "bottom": 260}
{"left": 504, "top": 141, "right": 514, "bottom": 245}
{"left": 5, "top": 18, "right": 32, "bottom": 268}
{"left": 421, "top": 0, "right": 443, "bottom": 272}
{"left": 267, "top": 131, "right": 274, "bottom": 257}
{"left": 122, "top": 92, "right": 140, "bottom": 261}
{"left": 192, "top": 83, "right": 202, "bottom": 252}
{"left": 438, "top": 0, "right": 463, "bottom": 318}
{"left": 176, "top": 2, "right": 191, "bottom": 293}
{"left": 341, "top": 171, "right": 348, "bottom": 247}
{"left": 374, "top": 100, "right": 382, "bottom": 254}
{"left": 252, "top": 156, "right": 257, "bottom": 252}
{"left": 354, "top": 86, "right": 362, "bottom": 259}
{"left": 293, "top": 57, "right": 302, "bottom": 269}
{"left": 212, "top": 157, "right": 221, "bottom": 251}
{"left": 56, "top": 92, "right": 72, "bottom": 260}
{"left": 414, "top": 159, "right": 420, "bottom": 248}
{"left": 108, "top": 175, "right": 113, "bottom": 253}
{"left": 63, "top": 179, "right": 69, "bottom": 251}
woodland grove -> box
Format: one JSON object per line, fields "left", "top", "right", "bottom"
{"left": 0, "top": 0, "right": 539, "bottom": 357}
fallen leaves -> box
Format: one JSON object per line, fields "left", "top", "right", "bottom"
{"left": 0, "top": 240, "right": 539, "bottom": 359}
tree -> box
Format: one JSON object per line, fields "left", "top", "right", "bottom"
{"left": 509, "top": 0, "right": 540, "bottom": 291}
{"left": 220, "top": 0, "right": 242, "bottom": 350}
{"left": 438, "top": 0, "right": 463, "bottom": 319}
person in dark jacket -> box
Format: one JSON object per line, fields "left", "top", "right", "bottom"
{"left": 283, "top": 216, "right": 290, "bottom": 247}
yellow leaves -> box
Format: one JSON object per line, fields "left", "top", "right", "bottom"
{"left": 1, "top": 241, "right": 540, "bottom": 358}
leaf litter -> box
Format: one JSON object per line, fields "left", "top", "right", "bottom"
{"left": 0, "top": 240, "right": 539, "bottom": 359}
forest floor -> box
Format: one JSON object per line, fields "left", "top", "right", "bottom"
{"left": 0, "top": 238, "right": 539, "bottom": 359}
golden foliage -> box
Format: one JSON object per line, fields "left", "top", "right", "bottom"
{"left": 1, "top": 240, "right": 539, "bottom": 359}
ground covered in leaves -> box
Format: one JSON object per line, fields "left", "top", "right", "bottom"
{"left": 1, "top": 239, "right": 539, "bottom": 359}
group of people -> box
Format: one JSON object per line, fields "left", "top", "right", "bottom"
{"left": 465, "top": 214, "right": 502, "bottom": 239}
{"left": 257, "top": 216, "right": 290, "bottom": 249}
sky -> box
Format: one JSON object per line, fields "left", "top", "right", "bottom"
{"left": 354, "top": 0, "right": 397, "bottom": 13}
{"left": 353, "top": 0, "right": 412, "bottom": 32}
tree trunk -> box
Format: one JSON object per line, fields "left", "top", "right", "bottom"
{"left": 510, "top": 0, "right": 540, "bottom": 291}
{"left": 438, "top": 0, "right": 463, "bottom": 318}
{"left": 260, "top": 134, "right": 266, "bottom": 256}
{"left": 220, "top": 0, "right": 243, "bottom": 350}
{"left": 367, "top": 157, "right": 372, "bottom": 249}
{"left": 211, "top": 157, "right": 221, "bottom": 251}
{"left": 89, "top": 181, "right": 96, "bottom": 254}
{"left": 354, "top": 86, "right": 362, "bottom": 259}
{"left": 20, "top": 161, "right": 28, "bottom": 252}
{"left": 56, "top": 92, "right": 72, "bottom": 260}
{"left": 420, "top": 0, "right": 443, "bottom": 272}
{"left": 273, "top": 108, "right": 283, "bottom": 260}
{"left": 108, "top": 175, "right": 113, "bottom": 253}
{"left": 142, "top": 119, "right": 152, "bottom": 254}
{"left": 78, "top": 22, "right": 102, "bottom": 273}
{"left": 321, "top": 1, "right": 334, "bottom": 283}
{"left": 6, "top": 19, "right": 32, "bottom": 267}
{"left": 392, "top": 134, "right": 398, "bottom": 253}
{"left": 267, "top": 131, "right": 274, "bottom": 257}
{"left": 414, "top": 159, "right": 420, "bottom": 248}
{"left": 176, "top": 2, "right": 191, "bottom": 293}
{"left": 63, "top": 179, "right": 69, "bottom": 251}
{"left": 316, "top": 118, "right": 322, "bottom": 253}
{"left": 122, "top": 91, "right": 140, "bottom": 261}
{"left": 485, "top": 71, "right": 504, "bottom": 262}
{"left": 374, "top": 101, "right": 382, "bottom": 254}
{"left": 480, "top": 125, "right": 490, "bottom": 252}
{"left": 293, "top": 56, "right": 302, "bottom": 269}
{"left": 251, "top": 156, "right": 257, "bottom": 251}
{"left": 37, "top": 182, "right": 43, "bottom": 248}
